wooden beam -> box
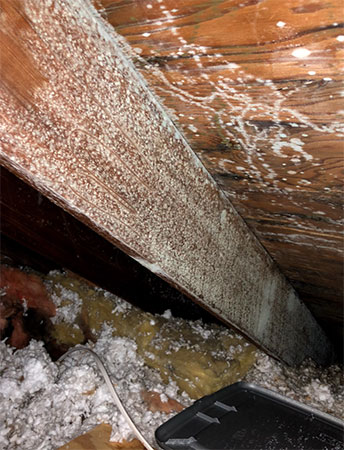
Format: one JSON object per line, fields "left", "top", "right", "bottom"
{"left": 0, "top": 0, "right": 334, "bottom": 364}
{"left": 0, "top": 167, "right": 210, "bottom": 321}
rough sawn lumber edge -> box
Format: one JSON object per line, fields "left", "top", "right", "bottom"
{"left": 0, "top": 0, "right": 334, "bottom": 365}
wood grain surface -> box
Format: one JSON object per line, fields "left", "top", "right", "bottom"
{"left": 95, "top": 0, "right": 344, "bottom": 354}
{"left": 0, "top": 167, "right": 215, "bottom": 325}
{"left": 0, "top": 0, "right": 334, "bottom": 364}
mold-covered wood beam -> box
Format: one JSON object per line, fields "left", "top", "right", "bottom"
{"left": 0, "top": 0, "right": 333, "bottom": 364}
{"left": 0, "top": 167, "right": 208, "bottom": 321}
{"left": 95, "top": 0, "right": 344, "bottom": 356}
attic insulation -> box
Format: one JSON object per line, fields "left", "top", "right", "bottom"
{"left": 0, "top": 268, "right": 343, "bottom": 448}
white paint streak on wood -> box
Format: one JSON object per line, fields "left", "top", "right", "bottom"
{"left": 0, "top": 0, "right": 333, "bottom": 364}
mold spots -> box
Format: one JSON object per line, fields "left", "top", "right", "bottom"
{"left": 292, "top": 48, "right": 311, "bottom": 58}
{"left": 188, "top": 124, "right": 198, "bottom": 133}
{"left": 272, "top": 139, "right": 313, "bottom": 161}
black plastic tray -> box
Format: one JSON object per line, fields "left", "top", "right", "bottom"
{"left": 155, "top": 382, "right": 344, "bottom": 449}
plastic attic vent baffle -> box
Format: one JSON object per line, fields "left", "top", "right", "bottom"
{"left": 155, "top": 382, "right": 344, "bottom": 450}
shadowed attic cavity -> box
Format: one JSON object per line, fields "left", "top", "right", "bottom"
{"left": 0, "top": 0, "right": 336, "bottom": 367}
{"left": 0, "top": 1, "right": 343, "bottom": 447}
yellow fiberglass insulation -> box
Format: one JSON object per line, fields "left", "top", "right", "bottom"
{"left": 45, "top": 271, "right": 257, "bottom": 399}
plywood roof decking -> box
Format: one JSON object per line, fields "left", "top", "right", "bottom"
{"left": 0, "top": 0, "right": 334, "bottom": 364}
{"left": 95, "top": 0, "right": 344, "bottom": 352}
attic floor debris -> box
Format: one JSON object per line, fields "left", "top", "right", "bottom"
{"left": 0, "top": 267, "right": 343, "bottom": 449}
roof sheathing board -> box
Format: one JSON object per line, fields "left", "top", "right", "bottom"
{"left": 0, "top": 0, "right": 333, "bottom": 364}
